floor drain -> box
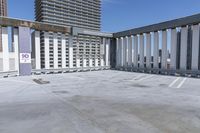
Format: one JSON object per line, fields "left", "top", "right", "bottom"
{"left": 52, "top": 91, "right": 69, "bottom": 94}
{"left": 33, "top": 78, "right": 50, "bottom": 85}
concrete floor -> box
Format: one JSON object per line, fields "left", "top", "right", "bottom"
{"left": 0, "top": 70, "right": 200, "bottom": 133}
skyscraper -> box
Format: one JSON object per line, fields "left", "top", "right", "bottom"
{"left": 35, "top": 0, "right": 101, "bottom": 31}
{"left": 0, "top": 0, "right": 7, "bottom": 52}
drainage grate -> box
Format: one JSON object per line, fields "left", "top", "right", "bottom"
{"left": 33, "top": 78, "right": 50, "bottom": 85}
{"left": 52, "top": 90, "right": 69, "bottom": 94}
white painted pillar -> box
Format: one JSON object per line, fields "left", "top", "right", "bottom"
{"left": 162, "top": 30, "right": 168, "bottom": 69}
{"left": 13, "top": 28, "right": 19, "bottom": 72}
{"left": 53, "top": 33, "right": 58, "bottom": 69}
{"left": 89, "top": 58, "right": 93, "bottom": 67}
{"left": 83, "top": 40, "right": 87, "bottom": 68}
{"left": 83, "top": 57, "right": 87, "bottom": 67}
{"left": 191, "top": 25, "right": 200, "bottom": 71}
{"left": 44, "top": 32, "right": 50, "bottom": 69}
{"left": 170, "top": 28, "right": 177, "bottom": 70}
{"left": 180, "top": 27, "right": 188, "bottom": 70}
{"left": 89, "top": 38, "right": 93, "bottom": 67}
{"left": 69, "top": 35, "right": 73, "bottom": 68}
{"left": 153, "top": 32, "right": 159, "bottom": 69}
{"left": 128, "top": 36, "right": 133, "bottom": 66}
{"left": 34, "top": 31, "right": 41, "bottom": 70}
{"left": 61, "top": 34, "right": 66, "bottom": 68}
{"left": 76, "top": 58, "right": 80, "bottom": 68}
{"left": 116, "top": 38, "right": 119, "bottom": 66}
{"left": 2, "top": 27, "right": 9, "bottom": 72}
{"left": 100, "top": 38, "right": 105, "bottom": 67}
{"left": 123, "top": 37, "right": 127, "bottom": 66}
{"left": 120, "top": 37, "right": 124, "bottom": 67}
{"left": 105, "top": 38, "right": 110, "bottom": 66}
{"left": 146, "top": 33, "right": 151, "bottom": 69}
{"left": 133, "top": 35, "right": 138, "bottom": 68}
{"left": 139, "top": 34, "right": 144, "bottom": 68}
{"left": 95, "top": 56, "right": 98, "bottom": 67}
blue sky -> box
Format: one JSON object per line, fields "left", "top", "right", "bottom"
{"left": 8, "top": 0, "right": 200, "bottom": 33}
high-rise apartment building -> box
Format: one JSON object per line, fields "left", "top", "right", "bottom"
{"left": 35, "top": 0, "right": 101, "bottom": 31}
{"left": 0, "top": 0, "right": 7, "bottom": 52}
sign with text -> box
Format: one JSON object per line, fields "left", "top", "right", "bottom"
{"left": 20, "top": 53, "right": 31, "bottom": 64}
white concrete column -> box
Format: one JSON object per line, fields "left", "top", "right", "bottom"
{"left": 146, "top": 33, "right": 151, "bottom": 69}
{"left": 69, "top": 35, "right": 73, "bottom": 68}
{"left": 170, "top": 28, "right": 177, "bottom": 70}
{"left": 2, "top": 27, "right": 9, "bottom": 72}
{"left": 34, "top": 31, "right": 41, "bottom": 70}
{"left": 123, "top": 37, "right": 127, "bottom": 66}
{"left": 133, "top": 35, "right": 138, "bottom": 68}
{"left": 180, "top": 27, "right": 188, "bottom": 70}
{"left": 162, "top": 30, "right": 168, "bottom": 69}
{"left": 128, "top": 36, "right": 133, "bottom": 67}
{"left": 153, "top": 32, "right": 159, "bottom": 69}
{"left": 89, "top": 38, "right": 93, "bottom": 67}
{"left": 95, "top": 56, "right": 98, "bottom": 67}
{"left": 13, "top": 28, "right": 19, "bottom": 72}
{"left": 89, "top": 58, "right": 93, "bottom": 67}
{"left": 100, "top": 38, "right": 105, "bottom": 67}
{"left": 120, "top": 37, "right": 124, "bottom": 67}
{"left": 105, "top": 38, "right": 110, "bottom": 66}
{"left": 61, "top": 34, "right": 66, "bottom": 68}
{"left": 53, "top": 33, "right": 58, "bottom": 69}
{"left": 44, "top": 32, "right": 50, "bottom": 69}
{"left": 139, "top": 34, "right": 144, "bottom": 68}
{"left": 116, "top": 38, "right": 119, "bottom": 66}
{"left": 83, "top": 40, "right": 87, "bottom": 68}
{"left": 191, "top": 25, "right": 200, "bottom": 71}
{"left": 83, "top": 57, "right": 87, "bottom": 67}
{"left": 76, "top": 58, "right": 80, "bottom": 68}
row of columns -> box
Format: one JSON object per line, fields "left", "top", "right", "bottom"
{"left": 34, "top": 31, "right": 111, "bottom": 70}
{"left": 116, "top": 24, "right": 200, "bottom": 71}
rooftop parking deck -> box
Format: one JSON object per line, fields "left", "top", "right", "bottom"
{"left": 0, "top": 70, "right": 200, "bottom": 133}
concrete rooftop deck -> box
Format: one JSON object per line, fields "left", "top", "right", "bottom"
{"left": 0, "top": 70, "right": 200, "bottom": 133}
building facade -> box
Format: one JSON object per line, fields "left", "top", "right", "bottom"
{"left": 35, "top": 0, "right": 101, "bottom": 31}
{"left": 0, "top": 0, "right": 7, "bottom": 52}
